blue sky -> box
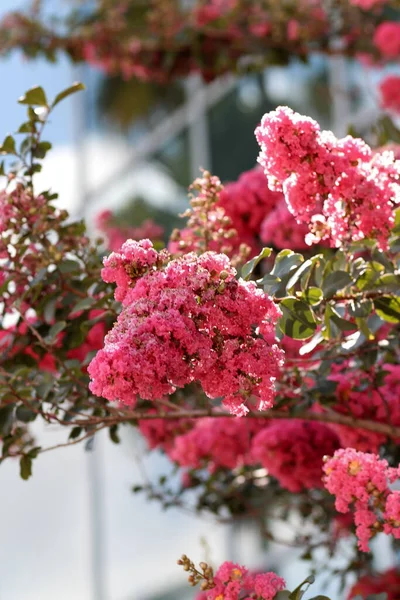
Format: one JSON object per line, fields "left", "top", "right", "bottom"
{"left": 0, "top": 0, "right": 76, "bottom": 146}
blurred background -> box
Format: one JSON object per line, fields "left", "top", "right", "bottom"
{"left": 0, "top": 1, "right": 395, "bottom": 599}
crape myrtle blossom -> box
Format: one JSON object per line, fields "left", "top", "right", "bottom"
{"left": 260, "top": 199, "right": 310, "bottom": 250}
{"left": 255, "top": 106, "right": 400, "bottom": 250}
{"left": 96, "top": 209, "right": 164, "bottom": 252}
{"left": 251, "top": 420, "right": 340, "bottom": 492}
{"left": 217, "top": 168, "right": 283, "bottom": 254}
{"left": 88, "top": 240, "right": 284, "bottom": 416}
{"left": 170, "top": 168, "right": 309, "bottom": 261}
{"left": 380, "top": 75, "right": 400, "bottom": 115}
{"left": 323, "top": 448, "right": 400, "bottom": 551}
{"left": 350, "top": 0, "right": 387, "bottom": 7}
{"left": 373, "top": 22, "right": 400, "bottom": 58}
{"left": 347, "top": 568, "right": 400, "bottom": 600}
{"left": 168, "top": 416, "right": 263, "bottom": 471}
{"left": 168, "top": 171, "right": 247, "bottom": 262}
{"left": 194, "top": 561, "right": 286, "bottom": 600}
{"left": 327, "top": 362, "right": 400, "bottom": 452}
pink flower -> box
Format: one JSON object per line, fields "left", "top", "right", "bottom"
{"left": 383, "top": 491, "right": 400, "bottom": 538}
{"left": 373, "top": 22, "right": 400, "bottom": 58}
{"left": 287, "top": 19, "right": 300, "bottom": 41}
{"left": 260, "top": 200, "right": 310, "bottom": 250}
{"left": 251, "top": 420, "right": 340, "bottom": 492}
{"left": 323, "top": 448, "right": 400, "bottom": 551}
{"left": 217, "top": 167, "right": 283, "bottom": 256}
{"left": 256, "top": 106, "right": 400, "bottom": 250}
{"left": 89, "top": 245, "right": 284, "bottom": 414}
{"left": 348, "top": 568, "right": 400, "bottom": 600}
{"left": 101, "top": 238, "right": 162, "bottom": 304}
{"left": 169, "top": 417, "right": 261, "bottom": 470}
{"left": 380, "top": 75, "right": 400, "bottom": 114}
{"left": 350, "top": 0, "right": 387, "bottom": 8}
{"left": 252, "top": 572, "right": 286, "bottom": 599}
{"left": 327, "top": 362, "right": 400, "bottom": 452}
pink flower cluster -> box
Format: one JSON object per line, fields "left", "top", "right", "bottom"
{"left": 193, "top": 0, "right": 237, "bottom": 27}
{"left": 217, "top": 168, "right": 283, "bottom": 254}
{"left": 88, "top": 240, "right": 283, "bottom": 415}
{"left": 171, "top": 168, "right": 311, "bottom": 261}
{"left": 0, "top": 185, "right": 90, "bottom": 318}
{"left": 101, "top": 238, "right": 165, "bottom": 304}
{"left": 327, "top": 362, "right": 400, "bottom": 452}
{"left": 138, "top": 412, "right": 193, "bottom": 452}
{"left": 169, "top": 417, "right": 262, "bottom": 471}
{"left": 323, "top": 448, "right": 400, "bottom": 551}
{"left": 197, "top": 561, "right": 286, "bottom": 600}
{"left": 350, "top": 0, "right": 387, "bottom": 8}
{"left": 96, "top": 209, "right": 164, "bottom": 252}
{"left": 255, "top": 106, "right": 400, "bottom": 249}
{"left": 168, "top": 171, "right": 245, "bottom": 261}
{"left": 348, "top": 568, "right": 400, "bottom": 600}
{"left": 380, "top": 75, "right": 400, "bottom": 115}
{"left": 374, "top": 22, "right": 400, "bottom": 58}
{"left": 251, "top": 420, "right": 340, "bottom": 492}
{"left": 260, "top": 198, "right": 310, "bottom": 250}
{"left": 138, "top": 411, "right": 343, "bottom": 494}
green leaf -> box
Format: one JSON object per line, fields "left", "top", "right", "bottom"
{"left": 242, "top": 247, "right": 272, "bottom": 280}
{"left": 279, "top": 298, "right": 317, "bottom": 340}
{"left": 37, "top": 379, "right": 53, "bottom": 401}
{"left": 19, "top": 455, "right": 32, "bottom": 480}
{"left": 16, "top": 406, "right": 36, "bottom": 423}
{"left": 349, "top": 298, "right": 373, "bottom": 318}
{"left": 374, "top": 273, "right": 400, "bottom": 292}
{"left": 0, "top": 404, "right": 14, "bottom": 436}
{"left": 58, "top": 259, "right": 82, "bottom": 273}
{"left": 322, "top": 271, "right": 353, "bottom": 298}
{"left": 299, "top": 331, "right": 324, "bottom": 355}
{"left": 18, "top": 86, "right": 48, "bottom": 106}
{"left": 0, "top": 135, "right": 16, "bottom": 154}
{"left": 300, "top": 287, "right": 323, "bottom": 306}
{"left": 289, "top": 575, "right": 315, "bottom": 600}
{"left": 325, "top": 305, "right": 355, "bottom": 336}
{"left": 374, "top": 296, "right": 400, "bottom": 323}
{"left": 69, "top": 427, "right": 82, "bottom": 440}
{"left": 35, "top": 141, "right": 52, "bottom": 159}
{"left": 52, "top": 82, "right": 86, "bottom": 108}
{"left": 286, "top": 258, "right": 316, "bottom": 289}
{"left": 43, "top": 297, "right": 57, "bottom": 324}
{"left": 17, "top": 122, "right": 35, "bottom": 133}
{"left": 275, "top": 593, "right": 291, "bottom": 600}
{"left": 72, "top": 297, "right": 96, "bottom": 313}
{"left": 256, "top": 272, "right": 281, "bottom": 293}
{"left": 45, "top": 321, "right": 67, "bottom": 343}
{"left": 271, "top": 250, "right": 304, "bottom": 279}
{"left": 109, "top": 425, "right": 120, "bottom": 444}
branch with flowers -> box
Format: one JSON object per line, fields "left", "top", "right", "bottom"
{"left": 1, "top": 82, "right": 400, "bottom": 597}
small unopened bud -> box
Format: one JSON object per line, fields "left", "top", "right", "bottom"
{"left": 199, "top": 562, "right": 207, "bottom": 571}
